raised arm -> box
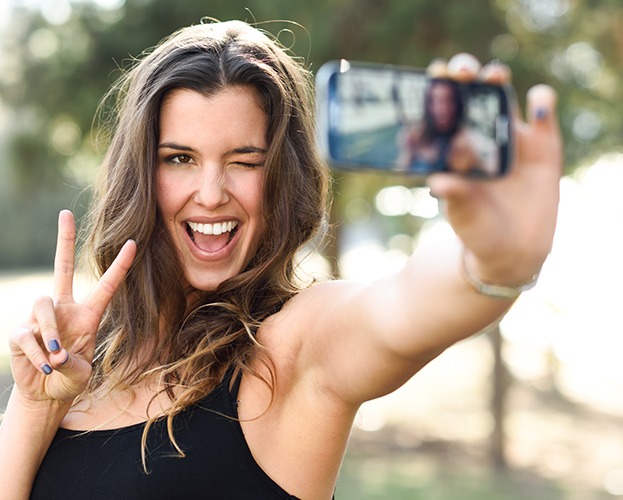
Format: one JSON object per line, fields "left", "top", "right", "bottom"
{"left": 0, "top": 210, "right": 136, "bottom": 499}
{"left": 294, "top": 55, "right": 561, "bottom": 406}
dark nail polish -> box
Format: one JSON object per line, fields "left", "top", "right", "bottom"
{"left": 42, "top": 364, "right": 53, "bottom": 375}
{"left": 49, "top": 339, "right": 60, "bottom": 352}
{"left": 60, "top": 353, "right": 70, "bottom": 365}
{"left": 535, "top": 107, "right": 548, "bottom": 120}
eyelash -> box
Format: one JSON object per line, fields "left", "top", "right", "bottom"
{"left": 165, "top": 154, "right": 193, "bottom": 165}
{"left": 235, "top": 162, "right": 264, "bottom": 169}
{"left": 163, "top": 155, "right": 264, "bottom": 169}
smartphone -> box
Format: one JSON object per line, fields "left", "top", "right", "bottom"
{"left": 316, "top": 60, "right": 513, "bottom": 178}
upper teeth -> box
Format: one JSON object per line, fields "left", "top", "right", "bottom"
{"left": 188, "top": 221, "right": 237, "bottom": 236}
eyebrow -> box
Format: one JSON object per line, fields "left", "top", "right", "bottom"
{"left": 158, "top": 142, "right": 195, "bottom": 152}
{"left": 158, "top": 142, "right": 267, "bottom": 156}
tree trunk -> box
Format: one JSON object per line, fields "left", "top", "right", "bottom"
{"left": 489, "top": 324, "right": 509, "bottom": 471}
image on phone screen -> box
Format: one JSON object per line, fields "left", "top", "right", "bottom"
{"left": 317, "top": 61, "right": 511, "bottom": 177}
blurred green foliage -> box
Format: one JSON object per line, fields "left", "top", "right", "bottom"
{"left": 0, "top": 0, "right": 621, "bottom": 268}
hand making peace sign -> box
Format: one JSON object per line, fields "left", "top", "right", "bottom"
{"left": 8, "top": 210, "right": 136, "bottom": 404}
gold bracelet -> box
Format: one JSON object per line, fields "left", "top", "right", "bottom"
{"left": 461, "top": 251, "right": 540, "bottom": 300}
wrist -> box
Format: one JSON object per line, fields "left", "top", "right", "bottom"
{"left": 461, "top": 249, "right": 541, "bottom": 300}
{"left": 7, "top": 386, "right": 73, "bottom": 421}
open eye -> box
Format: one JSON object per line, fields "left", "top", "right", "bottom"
{"left": 167, "top": 154, "right": 193, "bottom": 165}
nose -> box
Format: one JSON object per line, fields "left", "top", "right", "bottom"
{"left": 193, "top": 164, "right": 230, "bottom": 209}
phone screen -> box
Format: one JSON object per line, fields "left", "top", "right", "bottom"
{"left": 316, "top": 60, "right": 512, "bottom": 177}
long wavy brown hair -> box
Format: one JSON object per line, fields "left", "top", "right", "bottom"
{"left": 79, "top": 20, "right": 330, "bottom": 460}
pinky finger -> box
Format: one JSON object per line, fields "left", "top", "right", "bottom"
{"left": 9, "top": 326, "right": 53, "bottom": 375}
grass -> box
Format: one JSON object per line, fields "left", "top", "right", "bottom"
{"left": 336, "top": 451, "right": 610, "bottom": 500}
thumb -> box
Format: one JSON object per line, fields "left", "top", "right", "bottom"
{"left": 525, "top": 84, "right": 558, "bottom": 129}
{"left": 49, "top": 349, "right": 91, "bottom": 387}
{"left": 49, "top": 348, "right": 72, "bottom": 371}
{"left": 515, "top": 84, "right": 563, "bottom": 177}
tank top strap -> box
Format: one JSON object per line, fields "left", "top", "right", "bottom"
{"left": 221, "top": 366, "right": 333, "bottom": 500}
{"left": 224, "top": 365, "right": 243, "bottom": 415}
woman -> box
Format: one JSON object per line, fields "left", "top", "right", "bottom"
{"left": 0, "top": 20, "right": 561, "bottom": 499}
{"left": 400, "top": 78, "right": 496, "bottom": 174}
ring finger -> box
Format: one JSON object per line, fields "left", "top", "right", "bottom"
{"left": 9, "top": 326, "right": 52, "bottom": 375}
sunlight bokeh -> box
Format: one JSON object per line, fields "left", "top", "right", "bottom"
{"left": 335, "top": 152, "right": 623, "bottom": 421}
{"left": 502, "top": 152, "right": 623, "bottom": 414}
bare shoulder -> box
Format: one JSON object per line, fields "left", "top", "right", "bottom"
{"left": 254, "top": 277, "right": 378, "bottom": 412}
{"left": 255, "top": 278, "right": 363, "bottom": 385}
{"left": 257, "top": 278, "right": 364, "bottom": 356}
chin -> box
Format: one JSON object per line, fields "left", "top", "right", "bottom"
{"left": 183, "top": 268, "right": 240, "bottom": 293}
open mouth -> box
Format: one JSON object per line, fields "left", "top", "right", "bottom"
{"left": 186, "top": 221, "right": 239, "bottom": 253}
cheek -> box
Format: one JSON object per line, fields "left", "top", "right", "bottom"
{"left": 155, "top": 171, "right": 176, "bottom": 219}
{"left": 244, "top": 176, "right": 266, "bottom": 243}
{"left": 251, "top": 178, "right": 266, "bottom": 227}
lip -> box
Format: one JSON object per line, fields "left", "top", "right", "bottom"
{"left": 182, "top": 217, "right": 241, "bottom": 261}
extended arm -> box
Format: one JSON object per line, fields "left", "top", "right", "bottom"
{"left": 295, "top": 56, "right": 561, "bottom": 406}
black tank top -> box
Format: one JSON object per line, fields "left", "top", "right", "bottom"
{"left": 30, "top": 370, "right": 300, "bottom": 499}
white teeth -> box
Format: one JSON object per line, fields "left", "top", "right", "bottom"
{"left": 188, "top": 221, "right": 237, "bottom": 235}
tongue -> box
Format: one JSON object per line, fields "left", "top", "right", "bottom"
{"left": 193, "top": 231, "right": 230, "bottom": 253}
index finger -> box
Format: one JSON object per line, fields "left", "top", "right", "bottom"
{"left": 54, "top": 210, "right": 76, "bottom": 303}
{"left": 83, "top": 239, "right": 137, "bottom": 319}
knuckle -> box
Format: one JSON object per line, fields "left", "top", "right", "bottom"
{"left": 38, "top": 320, "right": 57, "bottom": 335}
{"left": 59, "top": 229, "right": 76, "bottom": 241}
{"left": 10, "top": 330, "right": 49, "bottom": 367}
{"left": 33, "top": 295, "right": 53, "bottom": 309}
{"left": 10, "top": 326, "right": 33, "bottom": 343}
{"left": 55, "top": 257, "right": 75, "bottom": 274}
{"left": 98, "top": 277, "right": 117, "bottom": 295}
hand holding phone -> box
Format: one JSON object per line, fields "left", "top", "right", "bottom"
{"left": 316, "top": 60, "right": 513, "bottom": 178}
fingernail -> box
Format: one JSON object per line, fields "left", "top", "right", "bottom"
{"left": 41, "top": 364, "right": 53, "bottom": 375}
{"left": 49, "top": 339, "right": 60, "bottom": 352}
{"left": 448, "top": 54, "right": 481, "bottom": 75}
{"left": 535, "top": 107, "right": 548, "bottom": 120}
{"left": 60, "top": 353, "right": 70, "bottom": 366}
{"left": 427, "top": 58, "right": 448, "bottom": 77}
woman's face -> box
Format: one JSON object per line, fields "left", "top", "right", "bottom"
{"left": 156, "top": 86, "right": 267, "bottom": 291}
{"left": 429, "top": 83, "right": 457, "bottom": 133}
